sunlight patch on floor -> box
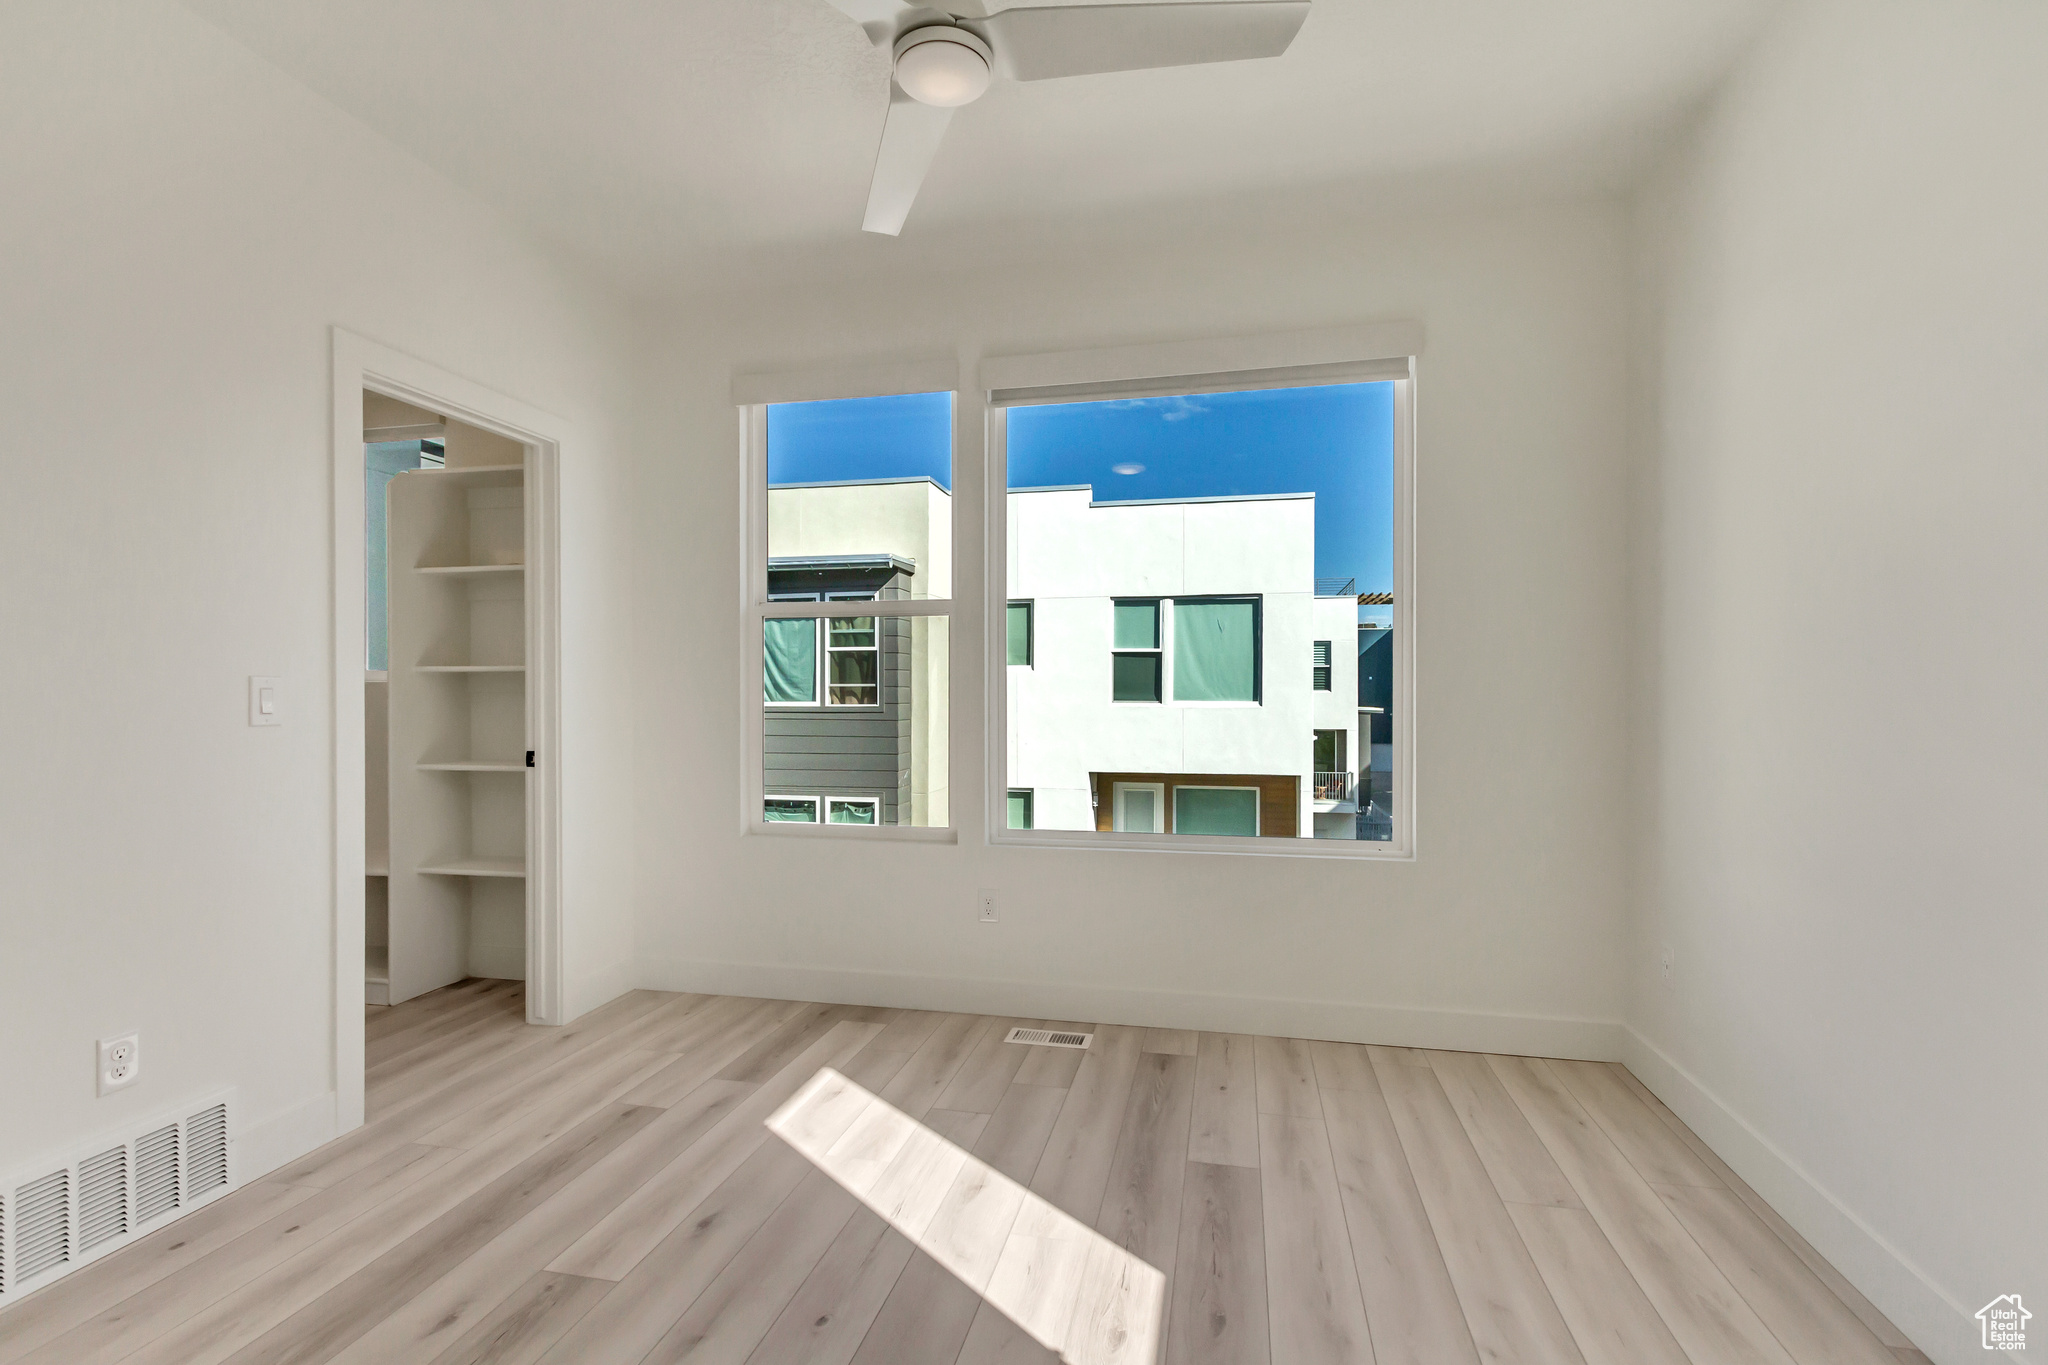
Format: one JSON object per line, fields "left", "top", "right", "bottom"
{"left": 767, "top": 1067, "right": 1165, "bottom": 1365}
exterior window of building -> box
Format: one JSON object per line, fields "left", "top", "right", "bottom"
{"left": 1111, "top": 599, "right": 1163, "bottom": 702}
{"left": 1173, "top": 786, "right": 1260, "bottom": 836}
{"left": 1113, "top": 782, "right": 1165, "bottom": 832}
{"left": 1172, "top": 598, "right": 1258, "bottom": 702}
{"left": 764, "top": 618, "right": 819, "bottom": 705}
{"left": 828, "top": 797, "right": 879, "bottom": 824}
{"left": 996, "top": 355, "right": 1408, "bottom": 852}
{"left": 826, "top": 617, "right": 880, "bottom": 705}
{"left": 748, "top": 386, "right": 953, "bottom": 832}
{"left": 1007, "top": 601, "right": 1033, "bottom": 666}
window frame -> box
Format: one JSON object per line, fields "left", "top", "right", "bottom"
{"left": 1167, "top": 595, "right": 1263, "bottom": 706}
{"left": 1006, "top": 599, "right": 1034, "bottom": 667}
{"left": 827, "top": 796, "right": 881, "bottom": 825}
{"left": 1171, "top": 783, "right": 1262, "bottom": 837}
{"left": 823, "top": 614, "right": 883, "bottom": 708}
{"left": 982, "top": 324, "right": 1419, "bottom": 859}
{"left": 1112, "top": 781, "right": 1167, "bottom": 833}
{"left": 764, "top": 795, "right": 822, "bottom": 823}
{"left": 1312, "top": 639, "right": 1333, "bottom": 692}
{"left": 738, "top": 357, "right": 960, "bottom": 844}
{"left": 1109, "top": 597, "right": 1164, "bottom": 704}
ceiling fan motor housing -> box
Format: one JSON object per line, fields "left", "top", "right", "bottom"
{"left": 893, "top": 25, "right": 994, "bottom": 106}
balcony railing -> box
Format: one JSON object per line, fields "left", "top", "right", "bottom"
{"left": 1313, "top": 770, "right": 1353, "bottom": 802}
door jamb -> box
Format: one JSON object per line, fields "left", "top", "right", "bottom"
{"left": 329, "top": 327, "right": 565, "bottom": 1133}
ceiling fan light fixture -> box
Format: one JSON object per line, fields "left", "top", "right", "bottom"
{"left": 893, "top": 26, "right": 993, "bottom": 107}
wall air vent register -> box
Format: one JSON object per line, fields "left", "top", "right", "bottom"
{"left": 0, "top": 1090, "right": 234, "bottom": 1309}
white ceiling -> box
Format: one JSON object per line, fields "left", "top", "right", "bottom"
{"left": 181, "top": 0, "right": 1777, "bottom": 294}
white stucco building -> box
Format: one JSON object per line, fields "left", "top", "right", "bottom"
{"left": 1005, "top": 487, "right": 1361, "bottom": 838}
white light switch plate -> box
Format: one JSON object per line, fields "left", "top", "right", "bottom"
{"left": 249, "top": 675, "right": 280, "bottom": 726}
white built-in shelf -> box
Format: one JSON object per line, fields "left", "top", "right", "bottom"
{"left": 417, "top": 563, "right": 525, "bottom": 576}
{"left": 418, "top": 857, "right": 526, "bottom": 879}
{"left": 417, "top": 758, "right": 526, "bottom": 772}
{"left": 417, "top": 663, "right": 525, "bottom": 673}
{"left": 419, "top": 463, "right": 524, "bottom": 488}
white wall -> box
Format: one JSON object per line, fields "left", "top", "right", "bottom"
{"left": 0, "top": 0, "right": 642, "bottom": 1179}
{"left": 635, "top": 197, "right": 1635, "bottom": 1058}
{"left": 1626, "top": 2, "right": 2048, "bottom": 1358}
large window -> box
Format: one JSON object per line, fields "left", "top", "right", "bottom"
{"left": 1172, "top": 598, "right": 1259, "bottom": 702}
{"left": 991, "top": 340, "right": 1412, "bottom": 855}
{"left": 744, "top": 382, "right": 954, "bottom": 835}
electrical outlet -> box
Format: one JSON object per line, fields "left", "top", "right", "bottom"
{"left": 977, "top": 891, "right": 998, "bottom": 923}
{"left": 98, "top": 1032, "right": 141, "bottom": 1095}
{"left": 1659, "top": 946, "right": 1675, "bottom": 989}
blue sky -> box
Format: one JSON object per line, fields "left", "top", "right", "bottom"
{"left": 767, "top": 382, "right": 1395, "bottom": 597}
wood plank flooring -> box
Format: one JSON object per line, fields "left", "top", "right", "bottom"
{"left": 0, "top": 982, "right": 1924, "bottom": 1365}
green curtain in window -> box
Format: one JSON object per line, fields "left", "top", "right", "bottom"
{"left": 1174, "top": 787, "right": 1259, "bottom": 836}
{"left": 1113, "top": 600, "right": 1158, "bottom": 649}
{"left": 763, "top": 798, "right": 817, "bottom": 822}
{"left": 1173, "top": 600, "right": 1256, "bottom": 701}
{"left": 1006, "top": 603, "right": 1032, "bottom": 666}
{"left": 1007, "top": 790, "right": 1032, "bottom": 829}
{"left": 764, "top": 618, "right": 816, "bottom": 703}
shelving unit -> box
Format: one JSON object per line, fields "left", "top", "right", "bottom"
{"left": 383, "top": 431, "right": 531, "bottom": 1003}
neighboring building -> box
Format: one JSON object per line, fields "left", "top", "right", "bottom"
{"left": 1357, "top": 597, "right": 1394, "bottom": 839}
{"left": 1006, "top": 486, "right": 1362, "bottom": 839}
{"left": 761, "top": 477, "right": 1385, "bottom": 839}
{"left": 762, "top": 477, "right": 950, "bottom": 826}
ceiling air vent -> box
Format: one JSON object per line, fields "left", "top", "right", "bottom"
{"left": 76, "top": 1146, "right": 130, "bottom": 1253}
{"left": 1005, "top": 1027, "right": 1093, "bottom": 1049}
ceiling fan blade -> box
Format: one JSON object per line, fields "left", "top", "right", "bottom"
{"left": 821, "top": 0, "right": 955, "bottom": 46}
{"left": 980, "top": 1, "right": 1308, "bottom": 81}
{"left": 863, "top": 85, "right": 957, "bottom": 235}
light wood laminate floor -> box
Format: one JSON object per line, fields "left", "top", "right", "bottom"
{"left": 0, "top": 982, "right": 1931, "bottom": 1365}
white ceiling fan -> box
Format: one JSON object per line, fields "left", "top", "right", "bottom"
{"left": 822, "top": 0, "right": 1311, "bottom": 234}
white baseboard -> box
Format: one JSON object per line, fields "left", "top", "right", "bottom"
{"left": 637, "top": 956, "right": 1627, "bottom": 1061}
{"left": 237, "top": 1090, "right": 338, "bottom": 1183}
{"left": 1620, "top": 1028, "right": 1971, "bottom": 1365}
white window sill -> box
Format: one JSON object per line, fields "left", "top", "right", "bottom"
{"left": 990, "top": 828, "right": 1411, "bottom": 859}
{"left": 748, "top": 821, "right": 958, "bottom": 844}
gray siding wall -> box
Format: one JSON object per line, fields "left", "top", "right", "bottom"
{"left": 763, "top": 614, "right": 912, "bottom": 822}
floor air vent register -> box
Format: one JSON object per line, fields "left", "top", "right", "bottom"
{"left": 1004, "top": 1027, "right": 1094, "bottom": 1049}
{"left": 0, "top": 1091, "right": 233, "bottom": 1309}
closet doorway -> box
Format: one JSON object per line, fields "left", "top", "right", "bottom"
{"left": 332, "top": 330, "right": 562, "bottom": 1134}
